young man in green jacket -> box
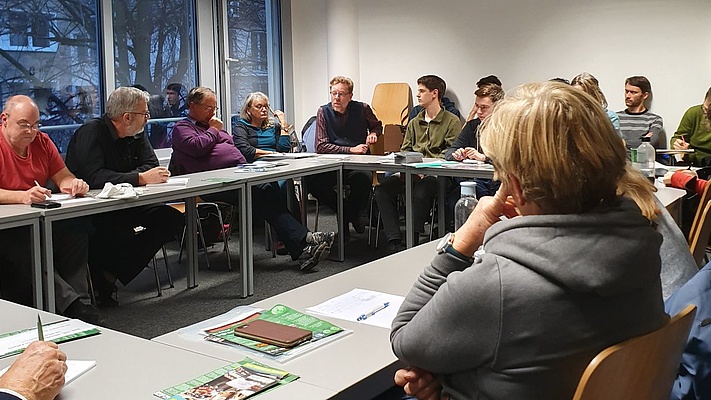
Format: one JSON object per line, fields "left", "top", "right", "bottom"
{"left": 374, "top": 75, "right": 460, "bottom": 251}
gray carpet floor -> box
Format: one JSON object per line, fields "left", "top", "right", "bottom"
{"left": 98, "top": 209, "right": 398, "bottom": 339}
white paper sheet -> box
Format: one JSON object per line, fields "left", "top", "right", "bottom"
{"left": 0, "top": 360, "right": 96, "bottom": 386}
{"left": 0, "top": 319, "right": 98, "bottom": 358}
{"left": 306, "top": 288, "right": 404, "bottom": 329}
{"left": 145, "top": 177, "right": 190, "bottom": 187}
{"left": 47, "top": 194, "right": 97, "bottom": 204}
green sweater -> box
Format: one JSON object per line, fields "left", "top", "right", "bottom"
{"left": 401, "top": 107, "right": 460, "bottom": 159}
{"left": 672, "top": 105, "right": 711, "bottom": 165}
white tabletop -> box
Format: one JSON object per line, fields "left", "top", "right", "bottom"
{"left": 0, "top": 299, "right": 334, "bottom": 399}
{"left": 154, "top": 241, "right": 438, "bottom": 400}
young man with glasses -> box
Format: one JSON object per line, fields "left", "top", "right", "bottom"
{"left": 304, "top": 75, "right": 382, "bottom": 235}
{"left": 65, "top": 87, "right": 183, "bottom": 307}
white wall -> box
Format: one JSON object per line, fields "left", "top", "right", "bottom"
{"left": 285, "top": 0, "right": 711, "bottom": 145}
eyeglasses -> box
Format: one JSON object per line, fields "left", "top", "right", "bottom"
{"left": 125, "top": 111, "right": 151, "bottom": 119}
{"left": 16, "top": 121, "right": 41, "bottom": 131}
{"left": 195, "top": 103, "right": 218, "bottom": 112}
{"left": 330, "top": 91, "right": 351, "bottom": 98}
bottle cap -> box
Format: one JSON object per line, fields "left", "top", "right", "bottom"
{"left": 460, "top": 181, "right": 477, "bottom": 197}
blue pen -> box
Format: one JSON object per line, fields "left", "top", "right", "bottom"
{"left": 357, "top": 302, "right": 390, "bottom": 321}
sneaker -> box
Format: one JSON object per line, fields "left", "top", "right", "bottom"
{"left": 299, "top": 241, "right": 330, "bottom": 271}
{"left": 309, "top": 231, "right": 335, "bottom": 247}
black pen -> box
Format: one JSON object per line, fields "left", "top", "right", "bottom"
{"left": 37, "top": 314, "right": 44, "bottom": 341}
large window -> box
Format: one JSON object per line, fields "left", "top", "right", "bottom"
{"left": 112, "top": 0, "right": 198, "bottom": 148}
{"left": 0, "top": 0, "right": 282, "bottom": 151}
{"left": 226, "top": 0, "right": 281, "bottom": 122}
{"left": 0, "top": 0, "right": 101, "bottom": 153}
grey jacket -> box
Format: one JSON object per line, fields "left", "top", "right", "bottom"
{"left": 391, "top": 197, "right": 668, "bottom": 400}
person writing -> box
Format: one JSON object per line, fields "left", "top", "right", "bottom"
{"left": 0, "top": 341, "right": 67, "bottom": 400}
{"left": 0, "top": 95, "right": 99, "bottom": 323}
{"left": 671, "top": 87, "right": 711, "bottom": 165}
{"left": 390, "top": 82, "right": 667, "bottom": 399}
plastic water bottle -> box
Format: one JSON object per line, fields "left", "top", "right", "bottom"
{"left": 454, "top": 181, "right": 478, "bottom": 231}
{"left": 636, "top": 137, "right": 655, "bottom": 183}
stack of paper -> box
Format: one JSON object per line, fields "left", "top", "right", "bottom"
{"left": 306, "top": 288, "right": 405, "bottom": 329}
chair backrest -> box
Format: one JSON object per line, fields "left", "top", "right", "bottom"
{"left": 371, "top": 82, "right": 412, "bottom": 126}
{"left": 369, "top": 124, "right": 405, "bottom": 155}
{"left": 572, "top": 304, "right": 697, "bottom": 400}
{"left": 689, "top": 200, "right": 711, "bottom": 268}
{"left": 301, "top": 116, "right": 318, "bottom": 153}
{"left": 687, "top": 181, "right": 711, "bottom": 242}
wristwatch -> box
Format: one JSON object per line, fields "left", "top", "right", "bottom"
{"left": 436, "top": 232, "right": 475, "bottom": 263}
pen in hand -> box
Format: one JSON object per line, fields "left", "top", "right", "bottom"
{"left": 34, "top": 180, "right": 50, "bottom": 200}
{"left": 37, "top": 314, "right": 44, "bottom": 341}
{"left": 357, "top": 302, "right": 390, "bottom": 321}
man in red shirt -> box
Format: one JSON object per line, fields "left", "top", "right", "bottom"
{"left": 0, "top": 95, "right": 100, "bottom": 324}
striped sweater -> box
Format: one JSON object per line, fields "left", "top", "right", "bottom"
{"left": 616, "top": 109, "right": 663, "bottom": 148}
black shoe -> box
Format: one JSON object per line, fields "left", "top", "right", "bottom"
{"left": 275, "top": 241, "right": 289, "bottom": 256}
{"left": 96, "top": 287, "right": 118, "bottom": 308}
{"left": 388, "top": 240, "right": 406, "bottom": 253}
{"left": 63, "top": 299, "right": 102, "bottom": 325}
{"left": 93, "top": 277, "right": 119, "bottom": 308}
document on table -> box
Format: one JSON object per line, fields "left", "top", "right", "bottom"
{"left": 316, "top": 154, "right": 351, "bottom": 160}
{"left": 0, "top": 319, "right": 100, "bottom": 358}
{"left": 47, "top": 193, "right": 97, "bottom": 205}
{"left": 0, "top": 360, "right": 96, "bottom": 386}
{"left": 306, "top": 288, "right": 405, "bottom": 329}
{"left": 261, "top": 152, "right": 318, "bottom": 160}
{"left": 145, "top": 177, "right": 190, "bottom": 187}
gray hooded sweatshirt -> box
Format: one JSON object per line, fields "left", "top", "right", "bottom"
{"left": 391, "top": 197, "right": 668, "bottom": 400}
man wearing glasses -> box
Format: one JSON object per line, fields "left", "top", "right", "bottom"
{"left": 304, "top": 75, "right": 382, "bottom": 235}
{"left": 65, "top": 87, "right": 183, "bottom": 307}
{"left": 0, "top": 95, "right": 100, "bottom": 323}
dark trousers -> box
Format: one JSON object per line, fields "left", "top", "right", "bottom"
{"left": 374, "top": 174, "right": 439, "bottom": 242}
{"left": 303, "top": 169, "right": 371, "bottom": 223}
{"left": 203, "top": 182, "right": 309, "bottom": 259}
{"left": 0, "top": 219, "right": 90, "bottom": 312}
{"left": 89, "top": 204, "right": 183, "bottom": 286}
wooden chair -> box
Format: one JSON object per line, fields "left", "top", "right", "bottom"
{"left": 689, "top": 200, "right": 711, "bottom": 268}
{"left": 687, "top": 181, "right": 711, "bottom": 243}
{"left": 370, "top": 83, "right": 411, "bottom": 156}
{"left": 572, "top": 304, "right": 697, "bottom": 400}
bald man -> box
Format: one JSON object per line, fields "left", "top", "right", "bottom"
{"left": 0, "top": 95, "right": 100, "bottom": 324}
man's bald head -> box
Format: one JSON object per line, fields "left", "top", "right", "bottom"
{"left": 3, "top": 95, "right": 39, "bottom": 114}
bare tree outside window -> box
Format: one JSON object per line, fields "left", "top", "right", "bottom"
{"left": 0, "top": 0, "right": 100, "bottom": 153}
{"left": 227, "top": 0, "right": 271, "bottom": 121}
{"left": 112, "top": 0, "right": 197, "bottom": 148}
